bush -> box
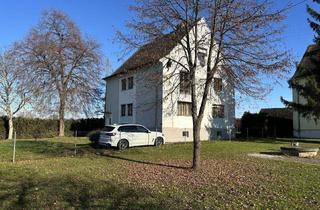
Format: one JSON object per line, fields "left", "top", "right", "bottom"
{"left": 0, "top": 116, "right": 105, "bottom": 139}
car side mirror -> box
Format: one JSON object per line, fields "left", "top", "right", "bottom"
{"left": 148, "top": 130, "right": 151, "bottom": 133}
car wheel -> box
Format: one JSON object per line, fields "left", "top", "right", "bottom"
{"left": 154, "top": 137, "right": 164, "bottom": 147}
{"left": 118, "top": 139, "right": 129, "bottom": 150}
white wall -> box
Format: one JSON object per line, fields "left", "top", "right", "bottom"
{"left": 292, "top": 87, "right": 320, "bottom": 138}
{"left": 135, "top": 64, "right": 163, "bottom": 131}
{"left": 104, "top": 19, "right": 235, "bottom": 141}
{"left": 105, "top": 78, "right": 120, "bottom": 125}
{"left": 105, "top": 66, "right": 163, "bottom": 131}
{"left": 118, "top": 74, "right": 136, "bottom": 124}
{"left": 160, "top": 19, "right": 235, "bottom": 141}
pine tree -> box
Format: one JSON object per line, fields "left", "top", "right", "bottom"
{"left": 282, "top": 0, "right": 320, "bottom": 120}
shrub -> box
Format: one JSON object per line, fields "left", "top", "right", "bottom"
{"left": 0, "top": 116, "right": 104, "bottom": 139}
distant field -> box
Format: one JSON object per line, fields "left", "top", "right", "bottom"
{"left": 0, "top": 138, "right": 319, "bottom": 209}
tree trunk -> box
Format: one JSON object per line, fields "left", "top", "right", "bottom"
{"left": 59, "top": 95, "right": 65, "bottom": 137}
{"left": 8, "top": 115, "right": 13, "bottom": 140}
{"left": 192, "top": 121, "right": 201, "bottom": 170}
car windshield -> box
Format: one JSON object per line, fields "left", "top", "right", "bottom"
{"left": 102, "top": 126, "right": 115, "bottom": 132}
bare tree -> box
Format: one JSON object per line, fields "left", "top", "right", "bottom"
{"left": 0, "top": 49, "right": 31, "bottom": 139}
{"left": 117, "top": 0, "right": 292, "bottom": 170}
{"left": 15, "top": 10, "right": 102, "bottom": 137}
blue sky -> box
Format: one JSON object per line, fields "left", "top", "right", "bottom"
{"left": 0, "top": 0, "right": 316, "bottom": 117}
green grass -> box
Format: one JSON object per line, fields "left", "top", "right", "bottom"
{"left": 0, "top": 138, "right": 319, "bottom": 209}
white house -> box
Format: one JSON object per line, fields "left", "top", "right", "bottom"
{"left": 104, "top": 19, "right": 235, "bottom": 142}
{"left": 292, "top": 45, "right": 320, "bottom": 138}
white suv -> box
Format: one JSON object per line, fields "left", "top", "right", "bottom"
{"left": 98, "top": 124, "right": 165, "bottom": 150}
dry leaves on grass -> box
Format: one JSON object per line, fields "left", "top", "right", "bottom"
{"left": 121, "top": 159, "right": 274, "bottom": 193}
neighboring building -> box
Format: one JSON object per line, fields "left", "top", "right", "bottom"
{"left": 104, "top": 19, "right": 235, "bottom": 142}
{"left": 291, "top": 45, "right": 320, "bottom": 138}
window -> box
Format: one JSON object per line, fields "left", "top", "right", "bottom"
{"left": 198, "top": 47, "right": 207, "bottom": 67}
{"left": 180, "top": 71, "right": 191, "bottom": 94}
{"left": 128, "top": 77, "right": 134, "bottom": 89}
{"left": 136, "top": 126, "right": 149, "bottom": 133}
{"left": 127, "top": 104, "right": 133, "bottom": 116}
{"left": 121, "top": 79, "right": 127, "bottom": 91}
{"left": 214, "top": 78, "right": 222, "bottom": 93}
{"left": 118, "top": 126, "right": 136, "bottom": 132}
{"left": 178, "top": 102, "right": 192, "bottom": 116}
{"left": 102, "top": 126, "right": 115, "bottom": 132}
{"left": 182, "top": 131, "right": 189, "bottom": 137}
{"left": 212, "top": 104, "right": 224, "bottom": 118}
{"left": 121, "top": 104, "right": 126, "bottom": 116}
{"left": 166, "top": 59, "right": 172, "bottom": 68}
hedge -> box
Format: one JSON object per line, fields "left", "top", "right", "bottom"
{"left": 240, "top": 112, "right": 293, "bottom": 138}
{"left": 0, "top": 117, "right": 105, "bottom": 139}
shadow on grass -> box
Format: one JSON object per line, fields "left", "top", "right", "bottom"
{"left": 101, "top": 153, "right": 191, "bottom": 170}
{"left": 260, "top": 151, "right": 283, "bottom": 156}
{"left": 0, "top": 171, "right": 183, "bottom": 209}
{"left": 0, "top": 140, "right": 100, "bottom": 162}
{"left": 7, "top": 140, "right": 191, "bottom": 170}
{"left": 236, "top": 138, "right": 284, "bottom": 144}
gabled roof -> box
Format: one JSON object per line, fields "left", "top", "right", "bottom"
{"left": 259, "top": 108, "right": 293, "bottom": 120}
{"left": 104, "top": 21, "right": 200, "bottom": 80}
{"left": 291, "top": 44, "right": 320, "bottom": 81}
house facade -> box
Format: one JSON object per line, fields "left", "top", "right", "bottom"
{"left": 292, "top": 45, "right": 320, "bottom": 138}
{"left": 104, "top": 19, "right": 235, "bottom": 142}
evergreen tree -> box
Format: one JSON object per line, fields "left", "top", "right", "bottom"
{"left": 282, "top": 0, "right": 320, "bottom": 120}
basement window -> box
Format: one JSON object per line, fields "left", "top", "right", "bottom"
{"left": 182, "top": 131, "right": 189, "bottom": 137}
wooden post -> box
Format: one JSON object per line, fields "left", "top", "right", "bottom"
{"left": 74, "top": 143, "right": 77, "bottom": 156}
{"left": 12, "top": 132, "right": 16, "bottom": 163}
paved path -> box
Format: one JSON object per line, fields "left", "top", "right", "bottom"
{"left": 248, "top": 153, "right": 320, "bottom": 165}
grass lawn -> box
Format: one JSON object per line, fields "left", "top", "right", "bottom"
{"left": 0, "top": 138, "right": 319, "bottom": 209}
